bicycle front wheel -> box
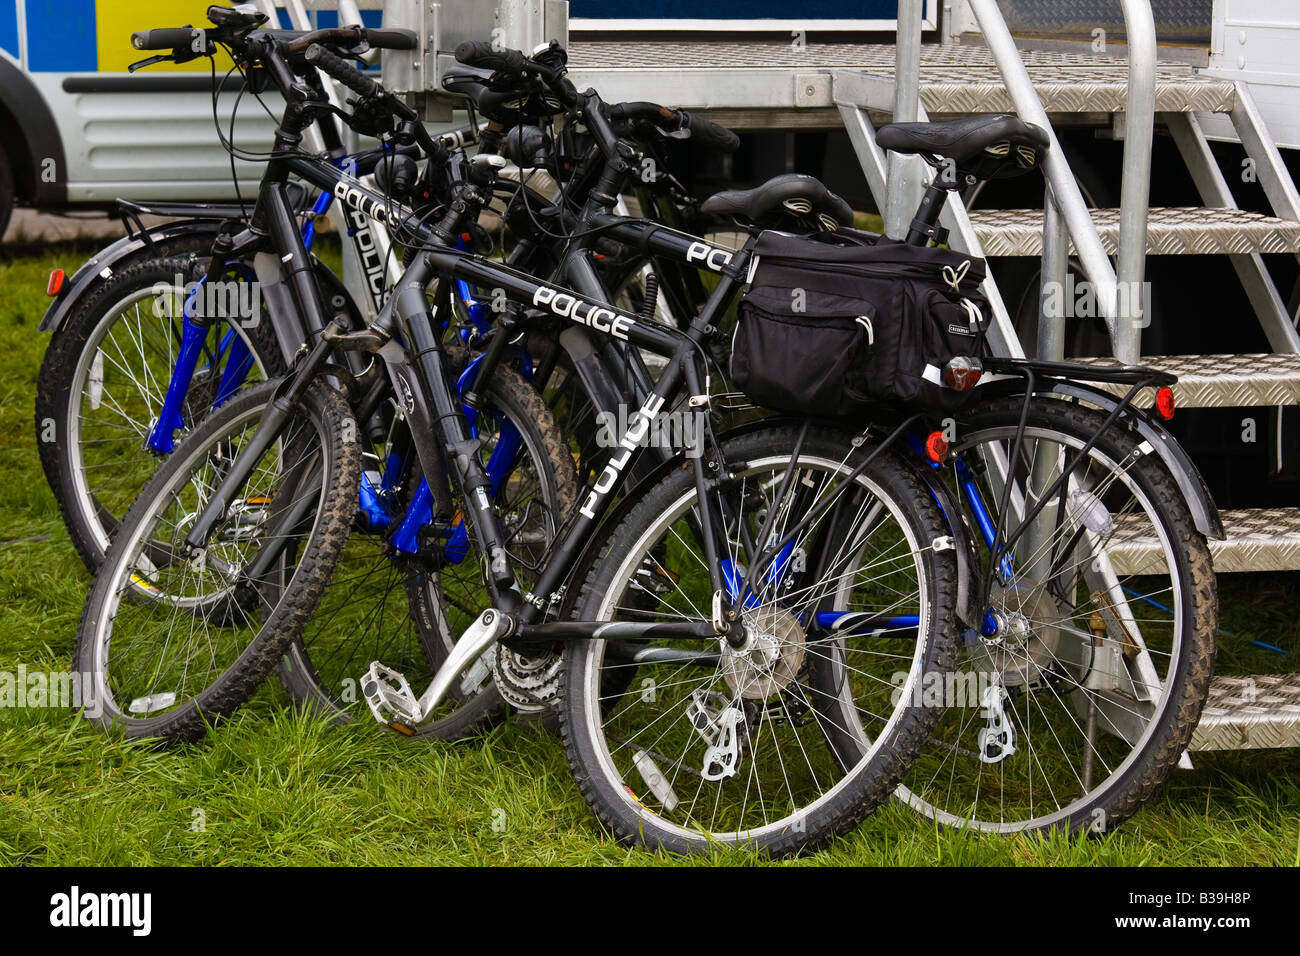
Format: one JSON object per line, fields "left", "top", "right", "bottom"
{"left": 74, "top": 380, "right": 361, "bottom": 741}
{"left": 36, "top": 255, "right": 283, "bottom": 572}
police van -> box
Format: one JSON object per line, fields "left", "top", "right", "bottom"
{"left": 0, "top": 0, "right": 384, "bottom": 238}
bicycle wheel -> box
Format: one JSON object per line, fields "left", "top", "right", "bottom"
{"left": 559, "top": 424, "right": 959, "bottom": 855}
{"left": 276, "top": 353, "right": 578, "bottom": 738}
{"left": 893, "top": 396, "right": 1216, "bottom": 833}
{"left": 74, "top": 380, "right": 361, "bottom": 741}
{"left": 36, "top": 255, "right": 284, "bottom": 572}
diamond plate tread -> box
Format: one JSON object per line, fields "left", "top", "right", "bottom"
{"left": 568, "top": 41, "right": 1235, "bottom": 113}
{"left": 1107, "top": 507, "right": 1300, "bottom": 575}
{"left": 1190, "top": 674, "right": 1300, "bottom": 751}
{"left": 1070, "top": 353, "right": 1300, "bottom": 407}
{"left": 969, "top": 207, "right": 1300, "bottom": 257}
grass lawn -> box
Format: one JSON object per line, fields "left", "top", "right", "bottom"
{"left": 1, "top": 238, "right": 1298, "bottom": 866}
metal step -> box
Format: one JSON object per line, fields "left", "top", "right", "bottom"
{"left": 831, "top": 43, "right": 1235, "bottom": 115}
{"left": 969, "top": 207, "right": 1300, "bottom": 257}
{"left": 1073, "top": 353, "right": 1300, "bottom": 407}
{"left": 1190, "top": 674, "right": 1300, "bottom": 751}
{"left": 1108, "top": 507, "right": 1300, "bottom": 574}
{"left": 567, "top": 40, "right": 1237, "bottom": 114}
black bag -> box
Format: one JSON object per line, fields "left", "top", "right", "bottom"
{"left": 730, "top": 228, "right": 990, "bottom": 417}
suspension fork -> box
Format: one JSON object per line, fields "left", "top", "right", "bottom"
{"left": 149, "top": 185, "right": 336, "bottom": 455}
{"left": 148, "top": 280, "right": 213, "bottom": 455}
{"left": 181, "top": 317, "right": 345, "bottom": 552}
{"left": 388, "top": 347, "right": 531, "bottom": 558}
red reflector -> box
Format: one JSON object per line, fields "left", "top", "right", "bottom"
{"left": 460, "top": 232, "right": 472, "bottom": 243}
{"left": 1155, "top": 386, "right": 1175, "bottom": 421}
{"left": 46, "top": 269, "right": 66, "bottom": 297}
{"left": 942, "top": 356, "right": 983, "bottom": 391}
{"left": 925, "top": 431, "right": 949, "bottom": 463}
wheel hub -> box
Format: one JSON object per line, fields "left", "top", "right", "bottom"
{"left": 978, "top": 582, "right": 1067, "bottom": 688}
{"left": 721, "top": 605, "right": 806, "bottom": 699}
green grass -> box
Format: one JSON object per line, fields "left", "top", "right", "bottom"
{"left": 2, "top": 239, "right": 1299, "bottom": 866}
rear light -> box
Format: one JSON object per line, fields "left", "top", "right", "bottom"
{"left": 925, "top": 431, "right": 950, "bottom": 463}
{"left": 46, "top": 269, "right": 66, "bottom": 297}
{"left": 942, "top": 355, "right": 983, "bottom": 391}
{"left": 1154, "top": 386, "right": 1175, "bottom": 421}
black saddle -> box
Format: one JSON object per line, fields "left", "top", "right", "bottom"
{"left": 877, "top": 115, "right": 1049, "bottom": 180}
{"left": 700, "top": 173, "right": 854, "bottom": 230}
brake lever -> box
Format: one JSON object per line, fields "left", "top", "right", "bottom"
{"left": 128, "top": 54, "right": 174, "bottom": 72}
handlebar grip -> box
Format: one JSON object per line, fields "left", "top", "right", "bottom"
{"left": 680, "top": 110, "right": 740, "bottom": 153}
{"left": 304, "top": 43, "right": 379, "bottom": 99}
{"left": 131, "top": 27, "right": 203, "bottom": 51}
{"left": 454, "top": 40, "right": 528, "bottom": 74}
{"left": 364, "top": 28, "right": 418, "bottom": 51}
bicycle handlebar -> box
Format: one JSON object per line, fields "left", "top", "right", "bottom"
{"left": 288, "top": 26, "right": 417, "bottom": 54}
{"left": 304, "top": 43, "right": 379, "bottom": 99}
{"left": 131, "top": 27, "right": 208, "bottom": 52}
{"left": 680, "top": 109, "right": 740, "bottom": 153}
{"left": 608, "top": 101, "right": 740, "bottom": 154}
{"left": 454, "top": 41, "right": 530, "bottom": 75}
{"left": 450, "top": 42, "right": 739, "bottom": 160}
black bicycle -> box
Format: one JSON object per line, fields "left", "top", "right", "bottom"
{"left": 75, "top": 24, "right": 960, "bottom": 855}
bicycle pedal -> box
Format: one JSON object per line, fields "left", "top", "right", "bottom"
{"left": 361, "top": 661, "right": 422, "bottom": 730}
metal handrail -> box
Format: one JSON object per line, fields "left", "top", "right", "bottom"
{"left": 887, "top": 0, "right": 925, "bottom": 237}
{"left": 949, "top": 0, "right": 1157, "bottom": 364}
{"left": 1114, "top": 0, "right": 1157, "bottom": 363}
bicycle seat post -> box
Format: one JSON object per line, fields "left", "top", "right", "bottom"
{"left": 904, "top": 175, "right": 955, "bottom": 247}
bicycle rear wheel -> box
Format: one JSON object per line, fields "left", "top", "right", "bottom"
{"left": 559, "top": 424, "right": 959, "bottom": 855}
{"left": 894, "top": 397, "right": 1217, "bottom": 833}
{"left": 74, "top": 380, "right": 360, "bottom": 741}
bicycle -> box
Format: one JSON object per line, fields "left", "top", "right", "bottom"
{"left": 75, "top": 25, "right": 961, "bottom": 855}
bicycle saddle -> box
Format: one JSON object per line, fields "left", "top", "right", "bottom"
{"left": 700, "top": 173, "right": 855, "bottom": 230}
{"left": 876, "top": 114, "right": 1049, "bottom": 179}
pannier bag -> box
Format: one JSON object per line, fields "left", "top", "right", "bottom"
{"left": 730, "top": 228, "right": 990, "bottom": 417}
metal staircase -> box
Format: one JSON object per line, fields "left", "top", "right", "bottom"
{"left": 834, "top": 0, "right": 1300, "bottom": 751}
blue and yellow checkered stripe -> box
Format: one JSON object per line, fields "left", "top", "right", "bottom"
{"left": 0, "top": 1, "right": 382, "bottom": 72}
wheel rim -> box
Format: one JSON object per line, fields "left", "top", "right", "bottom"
{"left": 898, "top": 424, "right": 1186, "bottom": 832}
{"left": 580, "top": 448, "right": 934, "bottom": 844}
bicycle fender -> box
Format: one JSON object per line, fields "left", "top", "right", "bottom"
{"left": 970, "top": 377, "right": 1225, "bottom": 541}
{"left": 38, "top": 219, "right": 229, "bottom": 334}
{"left": 910, "top": 461, "right": 981, "bottom": 629}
